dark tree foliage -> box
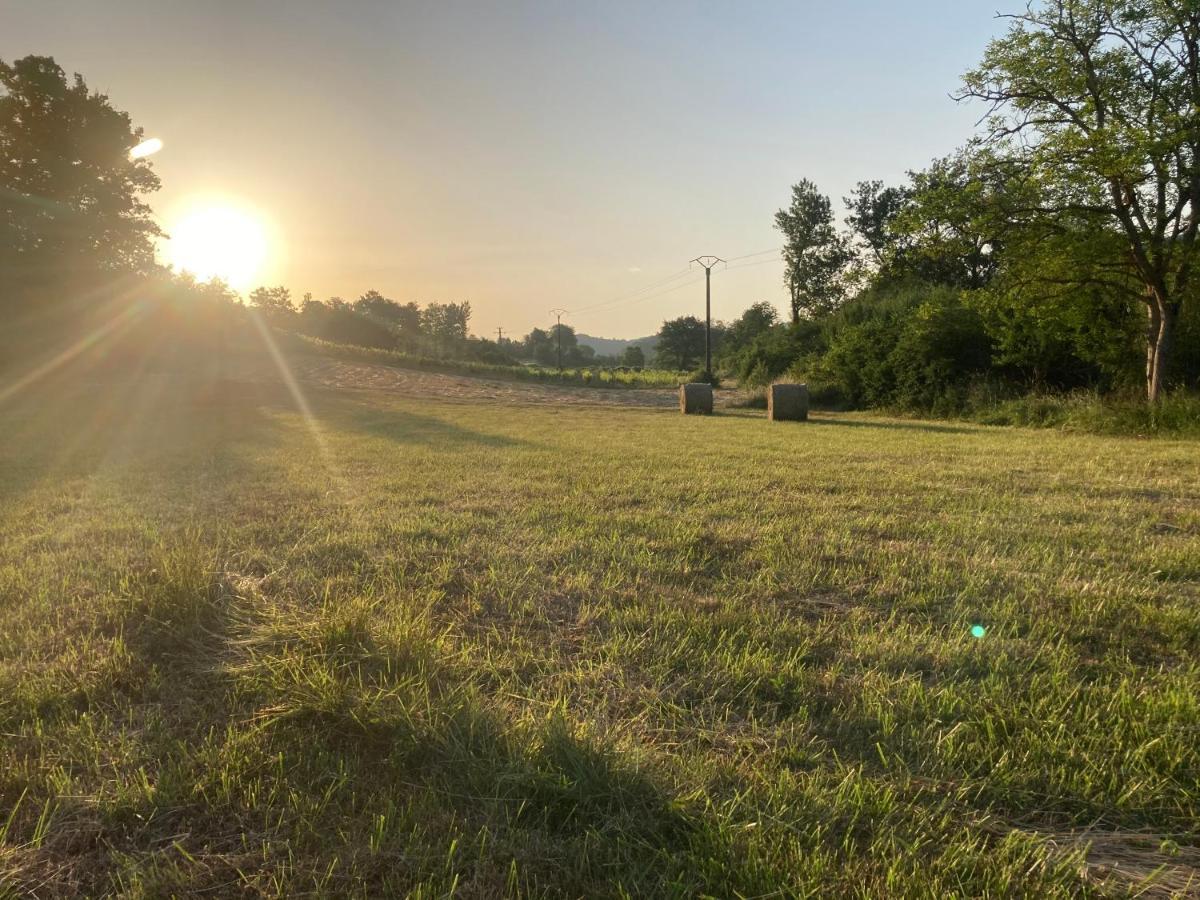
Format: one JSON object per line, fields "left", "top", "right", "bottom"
{"left": 299, "top": 296, "right": 396, "bottom": 349}
{"left": 894, "top": 156, "right": 1000, "bottom": 290}
{"left": 720, "top": 301, "right": 779, "bottom": 359}
{"left": 1, "top": 55, "right": 161, "bottom": 309}
{"left": 804, "top": 284, "right": 992, "bottom": 412}
{"left": 421, "top": 301, "right": 471, "bottom": 341}
{"left": 354, "top": 290, "right": 422, "bottom": 335}
{"left": 620, "top": 345, "right": 646, "bottom": 368}
{"left": 654, "top": 316, "right": 708, "bottom": 370}
{"left": 519, "top": 323, "right": 598, "bottom": 367}
{"left": 845, "top": 180, "right": 914, "bottom": 268}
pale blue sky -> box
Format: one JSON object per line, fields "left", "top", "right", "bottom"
{"left": 3, "top": 1, "right": 1002, "bottom": 337}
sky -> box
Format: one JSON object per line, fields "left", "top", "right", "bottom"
{"left": 3, "top": 0, "right": 1003, "bottom": 339}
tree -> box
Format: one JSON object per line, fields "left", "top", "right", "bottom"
{"left": 249, "top": 285, "right": 294, "bottom": 317}
{"left": 421, "top": 301, "right": 471, "bottom": 341}
{"left": 655, "top": 316, "right": 706, "bottom": 370}
{"left": 961, "top": 0, "right": 1200, "bottom": 402}
{"left": 897, "top": 156, "right": 999, "bottom": 290}
{"left": 522, "top": 327, "right": 555, "bottom": 365}
{"left": 720, "top": 301, "right": 779, "bottom": 360}
{"left": 549, "top": 322, "right": 579, "bottom": 367}
{"left": 354, "top": 290, "right": 422, "bottom": 335}
{"left": 1, "top": 55, "right": 162, "bottom": 307}
{"left": 774, "top": 180, "right": 853, "bottom": 322}
{"left": 620, "top": 345, "right": 646, "bottom": 368}
{"left": 845, "top": 180, "right": 914, "bottom": 269}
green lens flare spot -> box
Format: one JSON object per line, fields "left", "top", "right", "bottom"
{"left": 970, "top": 624, "right": 986, "bottom": 639}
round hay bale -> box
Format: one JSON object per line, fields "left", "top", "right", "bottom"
{"left": 679, "top": 382, "right": 714, "bottom": 415}
{"left": 767, "top": 383, "right": 808, "bottom": 421}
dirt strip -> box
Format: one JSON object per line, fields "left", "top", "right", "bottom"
{"left": 226, "top": 353, "right": 734, "bottom": 409}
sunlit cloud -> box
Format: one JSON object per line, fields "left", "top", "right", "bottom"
{"left": 129, "top": 137, "right": 163, "bottom": 159}
{"left": 627, "top": 267, "right": 642, "bottom": 274}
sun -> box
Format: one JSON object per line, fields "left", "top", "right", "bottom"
{"left": 166, "top": 204, "right": 270, "bottom": 291}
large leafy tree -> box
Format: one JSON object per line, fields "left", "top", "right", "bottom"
{"left": 844, "top": 180, "right": 914, "bottom": 270}
{"left": 655, "top": 315, "right": 707, "bottom": 370}
{"left": 961, "top": 0, "right": 1200, "bottom": 401}
{"left": 774, "top": 180, "right": 852, "bottom": 323}
{"left": 719, "top": 300, "right": 779, "bottom": 361}
{"left": 1, "top": 55, "right": 161, "bottom": 305}
{"left": 897, "top": 156, "right": 1000, "bottom": 290}
{"left": 353, "top": 289, "right": 422, "bottom": 335}
{"left": 420, "top": 301, "right": 471, "bottom": 341}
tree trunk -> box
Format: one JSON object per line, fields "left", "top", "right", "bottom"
{"left": 1145, "top": 296, "right": 1175, "bottom": 403}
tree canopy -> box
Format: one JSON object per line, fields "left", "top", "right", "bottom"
{"left": 1, "top": 55, "right": 161, "bottom": 307}
{"left": 775, "top": 180, "right": 852, "bottom": 323}
{"left": 961, "top": 0, "right": 1200, "bottom": 400}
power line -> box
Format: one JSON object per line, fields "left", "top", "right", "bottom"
{"left": 571, "top": 247, "right": 778, "bottom": 317}
{"left": 724, "top": 247, "right": 780, "bottom": 263}
{"left": 723, "top": 253, "right": 783, "bottom": 272}
{"left": 561, "top": 246, "right": 782, "bottom": 330}
{"left": 570, "top": 266, "right": 695, "bottom": 316}
{"left": 570, "top": 274, "right": 705, "bottom": 319}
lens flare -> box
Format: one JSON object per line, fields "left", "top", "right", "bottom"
{"left": 970, "top": 624, "right": 986, "bottom": 639}
{"left": 129, "top": 137, "right": 163, "bottom": 159}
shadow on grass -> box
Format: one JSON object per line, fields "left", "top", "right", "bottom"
{"left": 318, "top": 394, "right": 537, "bottom": 450}
{"left": 808, "top": 415, "right": 978, "bottom": 435}
{"left": 123, "top": 587, "right": 746, "bottom": 894}
{"left": 0, "top": 374, "right": 294, "bottom": 506}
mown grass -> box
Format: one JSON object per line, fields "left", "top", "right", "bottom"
{"left": 1, "top": 373, "right": 1198, "bottom": 897}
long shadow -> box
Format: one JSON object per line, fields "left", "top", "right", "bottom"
{"left": 315, "top": 393, "right": 538, "bottom": 450}
{"left": 807, "top": 415, "right": 979, "bottom": 435}
{"left": 21, "top": 550, "right": 751, "bottom": 896}
{"left": 0, "top": 373, "right": 292, "bottom": 506}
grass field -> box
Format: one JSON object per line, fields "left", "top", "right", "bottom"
{"left": 2, "top": 374, "right": 1199, "bottom": 897}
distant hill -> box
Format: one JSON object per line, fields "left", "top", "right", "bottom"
{"left": 576, "top": 332, "right": 657, "bottom": 358}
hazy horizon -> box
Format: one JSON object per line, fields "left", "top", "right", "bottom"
{"left": 3, "top": 0, "right": 999, "bottom": 338}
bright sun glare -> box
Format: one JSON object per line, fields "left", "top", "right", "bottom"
{"left": 168, "top": 205, "right": 269, "bottom": 291}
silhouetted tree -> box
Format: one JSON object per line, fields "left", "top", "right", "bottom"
{"left": 521, "top": 327, "right": 553, "bottom": 365}
{"left": 353, "top": 290, "right": 422, "bottom": 335}
{"left": 1, "top": 55, "right": 161, "bottom": 308}
{"left": 421, "top": 301, "right": 471, "bottom": 340}
{"left": 249, "top": 286, "right": 294, "bottom": 319}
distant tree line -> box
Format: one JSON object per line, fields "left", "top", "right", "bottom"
{"left": 0, "top": 54, "right": 671, "bottom": 377}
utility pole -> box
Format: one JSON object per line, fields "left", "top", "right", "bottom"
{"left": 549, "top": 308, "right": 568, "bottom": 373}
{"left": 690, "top": 256, "right": 725, "bottom": 381}
{"left": 495, "top": 326, "right": 504, "bottom": 344}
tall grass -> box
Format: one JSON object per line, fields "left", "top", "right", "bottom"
{"left": 970, "top": 390, "right": 1200, "bottom": 437}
